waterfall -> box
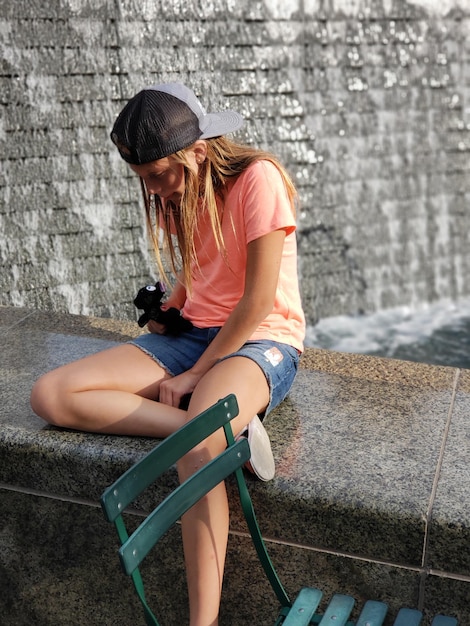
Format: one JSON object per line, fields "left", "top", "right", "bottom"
{"left": 1, "top": 0, "right": 469, "bottom": 327}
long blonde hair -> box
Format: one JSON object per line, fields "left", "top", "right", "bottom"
{"left": 141, "top": 136, "right": 298, "bottom": 291}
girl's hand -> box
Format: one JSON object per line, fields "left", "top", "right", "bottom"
{"left": 158, "top": 369, "right": 200, "bottom": 408}
{"left": 147, "top": 319, "right": 167, "bottom": 334}
{"left": 146, "top": 303, "right": 180, "bottom": 334}
{"left": 147, "top": 277, "right": 187, "bottom": 335}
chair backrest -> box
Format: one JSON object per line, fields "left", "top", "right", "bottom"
{"left": 100, "top": 394, "right": 290, "bottom": 626}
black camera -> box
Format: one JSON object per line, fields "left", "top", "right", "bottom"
{"left": 133, "top": 282, "right": 193, "bottom": 336}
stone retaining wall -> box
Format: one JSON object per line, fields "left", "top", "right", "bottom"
{"left": 1, "top": 305, "right": 469, "bottom": 624}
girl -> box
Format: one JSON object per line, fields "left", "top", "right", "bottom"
{"left": 30, "top": 82, "right": 305, "bottom": 626}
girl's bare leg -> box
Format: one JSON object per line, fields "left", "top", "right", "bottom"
{"left": 178, "top": 356, "right": 270, "bottom": 626}
{"left": 31, "top": 347, "right": 271, "bottom": 626}
{"left": 30, "top": 344, "right": 187, "bottom": 437}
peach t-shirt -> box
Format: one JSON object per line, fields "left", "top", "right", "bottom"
{"left": 181, "top": 160, "right": 305, "bottom": 352}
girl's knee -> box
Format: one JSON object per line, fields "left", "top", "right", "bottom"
{"left": 30, "top": 374, "right": 51, "bottom": 419}
{"left": 30, "top": 372, "right": 64, "bottom": 425}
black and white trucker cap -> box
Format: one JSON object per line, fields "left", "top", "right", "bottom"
{"left": 111, "top": 82, "right": 244, "bottom": 165}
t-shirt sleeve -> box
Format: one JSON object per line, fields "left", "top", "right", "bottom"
{"left": 238, "top": 160, "right": 297, "bottom": 244}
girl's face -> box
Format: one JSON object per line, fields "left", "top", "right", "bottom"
{"left": 129, "top": 142, "right": 205, "bottom": 205}
{"left": 130, "top": 157, "right": 187, "bottom": 205}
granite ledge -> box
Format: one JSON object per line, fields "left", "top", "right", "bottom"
{"left": 1, "top": 306, "right": 470, "bottom": 580}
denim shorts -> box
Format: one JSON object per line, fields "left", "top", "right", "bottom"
{"left": 130, "top": 327, "right": 299, "bottom": 416}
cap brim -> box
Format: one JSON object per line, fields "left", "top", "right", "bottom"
{"left": 199, "top": 111, "right": 244, "bottom": 139}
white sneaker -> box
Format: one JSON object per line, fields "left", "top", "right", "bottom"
{"left": 237, "top": 415, "right": 275, "bottom": 481}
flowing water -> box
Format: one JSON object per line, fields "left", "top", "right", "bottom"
{"left": 2, "top": 4, "right": 470, "bottom": 332}
{"left": 306, "top": 297, "right": 470, "bottom": 370}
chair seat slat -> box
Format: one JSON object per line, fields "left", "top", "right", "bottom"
{"left": 393, "top": 608, "right": 423, "bottom": 626}
{"left": 318, "top": 594, "right": 355, "bottom": 625}
{"left": 356, "top": 600, "right": 388, "bottom": 626}
{"left": 431, "top": 617, "right": 458, "bottom": 626}
{"left": 280, "top": 587, "right": 323, "bottom": 626}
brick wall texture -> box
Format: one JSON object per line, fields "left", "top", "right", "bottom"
{"left": 1, "top": 0, "right": 469, "bottom": 325}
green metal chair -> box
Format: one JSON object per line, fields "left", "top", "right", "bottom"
{"left": 101, "top": 394, "right": 458, "bottom": 626}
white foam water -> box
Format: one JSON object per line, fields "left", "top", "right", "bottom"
{"left": 306, "top": 296, "right": 470, "bottom": 369}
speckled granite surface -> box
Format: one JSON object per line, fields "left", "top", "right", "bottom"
{"left": 1, "top": 305, "right": 468, "bottom": 625}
